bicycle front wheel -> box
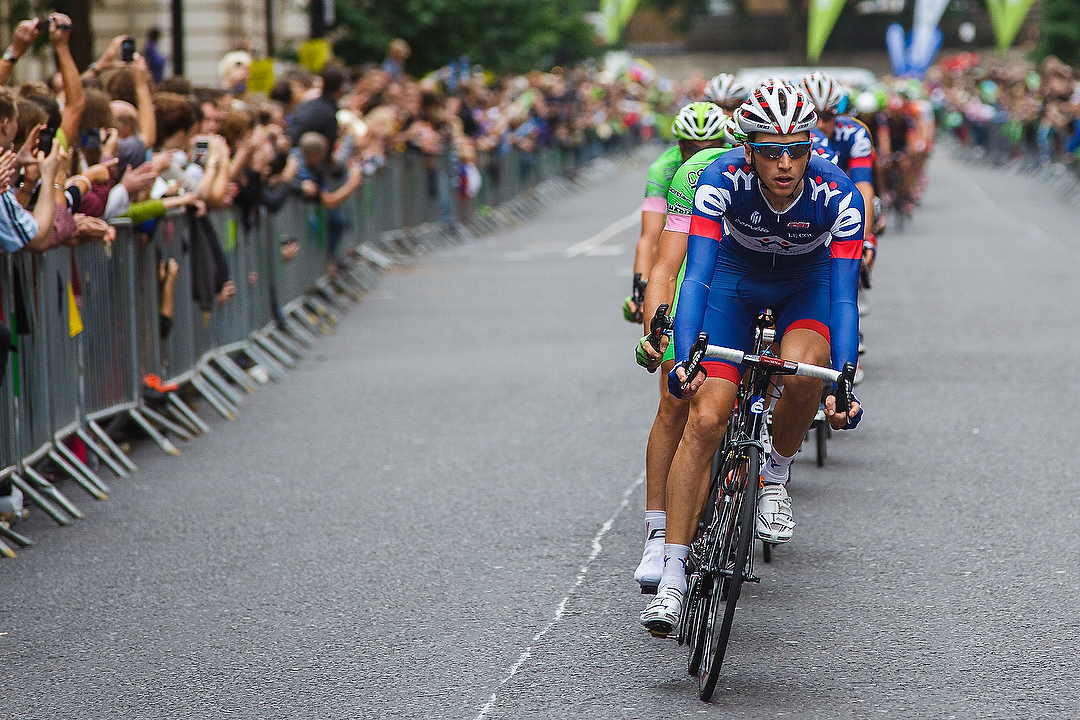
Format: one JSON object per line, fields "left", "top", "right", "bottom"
{"left": 697, "top": 446, "right": 760, "bottom": 701}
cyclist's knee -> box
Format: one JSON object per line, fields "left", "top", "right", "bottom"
{"left": 657, "top": 390, "right": 689, "bottom": 426}
{"left": 779, "top": 374, "right": 823, "bottom": 403}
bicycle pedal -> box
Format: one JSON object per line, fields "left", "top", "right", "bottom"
{"left": 745, "top": 574, "right": 761, "bottom": 584}
{"left": 639, "top": 582, "right": 658, "bottom": 595}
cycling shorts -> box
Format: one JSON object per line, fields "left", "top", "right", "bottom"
{"left": 698, "top": 245, "right": 832, "bottom": 385}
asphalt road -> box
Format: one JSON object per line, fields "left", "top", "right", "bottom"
{"left": 2, "top": 148, "right": 1079, "bottom": 719}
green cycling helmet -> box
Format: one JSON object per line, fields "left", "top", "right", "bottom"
{"left": 671, "top": 101, "right": 728, "bottom": 141}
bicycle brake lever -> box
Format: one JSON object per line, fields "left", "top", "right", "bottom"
{"left": 681, "top": 332, "right": 709, "bottom": 392}
{"left": 644, "top": 303, "right": 672, "bottom": 374}
{"left": 835, "top": 362, "right": 856, "bottom": 415}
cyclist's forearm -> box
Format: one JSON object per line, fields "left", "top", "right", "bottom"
{"left": 828, "top": 256, "right": 860, "bottom": 371}
{"left": 634, "top": 210, "right": 665, "bottom": 278}
{"left": 857, "top": 181, "right": 874, "bottom": 237}
{"left": 673, "top": 231, "right": 717, "bottom": 361}
{"left": 644, "top": 229, "right": 688, "bottom": 321}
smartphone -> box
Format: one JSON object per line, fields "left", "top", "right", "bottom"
{"left": 81, "top": 128, "right": 101, "bottom": 150}
{"left": 193, "top": 138, "right": 210, "bottom": 165}
{"left": 121, "top": 36, "right": 136, "bottom": 63}
{"left": 38, "top": 128, "right": 55, "bottom": 156}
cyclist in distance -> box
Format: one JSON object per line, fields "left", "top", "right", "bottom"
{"left": 630, "top": 102, "right": 733, "bottom": 594}
{"left": 640, "top": 83, "right": 864, "bottom": 635}
{"left": 703, "top": 73, "right": 749, "bottom": 115}
{"left": 625, "top": 103, "right": 731, "bottom": 325}
{"left": 800, "top": 72, "right": 877, "bottom": 273}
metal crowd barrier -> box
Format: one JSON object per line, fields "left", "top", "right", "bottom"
{"left": 947, "top": 116, "right": 1080, "bottom": 198}
{"left": 0, "top": 138, "right": 637, "bottom": 555}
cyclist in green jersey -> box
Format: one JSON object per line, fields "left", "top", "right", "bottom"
{"left": 632, "top": 105, "right": 734, "bottom": 594}
{"left": 624, "top": 103, "right": 730, "bottom": 324}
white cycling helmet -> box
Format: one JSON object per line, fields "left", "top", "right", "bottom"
{"left": 725, "top": 115, "right": 746, "bottom": 145}
{"left": 799, "top": 71, "right": 846, "bottom": 113}
{"left": 671, "top": 101, "right": 729, "bottom": 141}
{"left": 704, "top": 73, "right": 748, "bottom": 104}
{"left": 736, "top": 83, "right": 817, "bottom": 137}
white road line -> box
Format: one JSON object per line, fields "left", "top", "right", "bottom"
{"left": 473, "top": 471, "right": 645, "bottom": 720}
{"left": 563, "top": 210, "right": 640, "bottom": 258}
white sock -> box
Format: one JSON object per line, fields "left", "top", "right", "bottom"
{"left": 762, "top": 448, "right": 796, "bottom": 485}
{"left": 658, "top": 543, "right": 690, "bottom": 595}
{"left": 644, "top": 511, "right": 666, "bottom": 546}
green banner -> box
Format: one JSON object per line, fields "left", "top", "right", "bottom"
{"left": 986, "top": 0, "right": 1035, "bottom": 54}
{"left": 600, "top": 0, "right": 640, "bottom": 44}
{"left": 807, "top": 0, "right": 847, "bottom": 62}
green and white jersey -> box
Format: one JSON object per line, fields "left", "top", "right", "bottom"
{"left": 664, "top": 147, "right": 729, "bottom": 233}
{"left": 660, "top": 146, "right": 729, "bottom": 363}
{"left": 643, "top": 145, "right": 683, "bottom": 213}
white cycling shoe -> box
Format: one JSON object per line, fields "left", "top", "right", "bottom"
{"left": 640, "top": 585, "right": 683, "bottom": 637}
{"left": 756, "top": 483, "right": 795, "bottom": 544}
{"left": 634, "top": 540, "right": 664, "bottom": 594}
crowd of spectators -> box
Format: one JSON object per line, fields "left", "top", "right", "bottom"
{"left": 933, "top": 51, "right": 1080, "bottom": 164}
{"left": 0, "top": 18, "right": 704, "bottom": 387}
{"left": 0, "top": 19, "right": 696, "bottom": 271}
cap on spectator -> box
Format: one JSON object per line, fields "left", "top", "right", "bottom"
{"left": 337, "top": 109, "right": 368, "bottom": 138}
{"left": 218, "top": 51, "right": 253, "bottom": 81}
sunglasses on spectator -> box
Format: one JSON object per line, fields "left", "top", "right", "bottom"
{"left": 748, "top": 141, "right": 813, "bottom": 160}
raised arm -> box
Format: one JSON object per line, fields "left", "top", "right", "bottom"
{"left": 50, "top": 14, "right": 86, "bottom": 145}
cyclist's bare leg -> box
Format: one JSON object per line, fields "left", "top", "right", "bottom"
{"left": 664, "top": 376, "right": 738, "bottom": 548}
{"left": 644, "top": 359, "right": 688, "bottom": 511}
{"left": 769, "top": 328, "right": 830, "bottom": 457}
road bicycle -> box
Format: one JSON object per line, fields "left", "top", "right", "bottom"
{"left": 676, "top": 311, "right": 855, "bottom": 701}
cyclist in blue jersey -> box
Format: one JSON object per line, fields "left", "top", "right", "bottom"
{"left": 800, "top": 71, "right": 877, "bottom": 270}
{"left": 640, "top": 83, "right": 864, "bottom": 635}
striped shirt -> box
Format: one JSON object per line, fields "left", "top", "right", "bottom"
{"left": 0, "top": 189, "right": 38, "bottom": 252}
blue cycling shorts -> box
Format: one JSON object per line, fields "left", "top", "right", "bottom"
{"left": 699, "top": 244, "right": 831, "bottom": 385}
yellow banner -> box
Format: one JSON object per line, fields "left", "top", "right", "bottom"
{"left": 67, "top": 282, "right": 83, "bottom": 337}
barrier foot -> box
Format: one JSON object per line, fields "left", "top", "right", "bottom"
{"left": 48, "top": 448, "right": 108, "bottom": 500}
{"left": 330, "top": 274, "right": 362, "bottom": 303}
{"left": 0, "top": 538, "right": 15, "bottom": 558}
{"left": 76, "top": 427, "right": 129, "bottom": 479}
{"left": 191, "top": 375, "right": 237, "bottom": 420}
{"left": 294, "top": 303, "right": 331, "bottom": 336}
{"left": 213, "top": 353, "right": 258, "bottom": 394}
{"left": 9, "top": 474, "right": 70, "bottom": 525}
{"left": 129, "top": 408, "right": 181, "bottom": 456}
{"left": 21, "top": 466, "right": 83, "bottom": 519}
{"left": 281, "top": 315, "right": 316, "bottom": 347}
{"left": 163, "top": 402, "right": 202, "bottom": 436}
{"left": 54, "top": 442, "right": 111, "bottom": 495}
{"left": 167, "top": 392, "right": 211, "bottom": 434}
{"left": 88, "top": 419, "right": 138, "bottom": 473}
{"left": 242, "top": 342, "right": 286, "bottom": 382}
{"left": 140, "top": 405, "right": 194, "bottom": 442}
{"left": 0, "top": 523, "right": 33, "bottom": 547}
{"left": 257, "top": 331, "right": 300, "bottom": 368}
{"left": 200, "top": 364, "right": 244, "bottom": 406}
{"left": 314, "top": 278, "right": 349, "bottom": 312}
{"left": 302, "top": 296, "right": 337, "bottom": 331}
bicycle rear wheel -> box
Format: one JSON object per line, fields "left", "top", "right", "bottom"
{"left": 697, "top": 446, "right": 760, "bottom": 701}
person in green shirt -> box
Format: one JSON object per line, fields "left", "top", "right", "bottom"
{"left": 631, "top": 104, "right": 734, "bottom": 594}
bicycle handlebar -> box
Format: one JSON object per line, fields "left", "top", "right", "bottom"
{"left": 703, "top": 344, "right": 842, "bottom": 383}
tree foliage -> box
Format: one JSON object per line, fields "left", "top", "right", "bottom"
{"left": 332, "top": 0, "right": 601, "bottom": 75}
{"left": 1032, "top": 0, "right": 1080, "bottom": 67}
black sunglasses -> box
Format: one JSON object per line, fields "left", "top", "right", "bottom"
{"left": 747, "top": 141, "right": 813, "bottom": 160}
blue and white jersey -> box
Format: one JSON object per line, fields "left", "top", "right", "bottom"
{"left": 811, "top": 128, "right": 841, "bottom": 166}
{"left": 675, "top": 149, "right": 864, "bottom": 372}
{"left": 829, "top": 116, "right": 875, "bottom": 184}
